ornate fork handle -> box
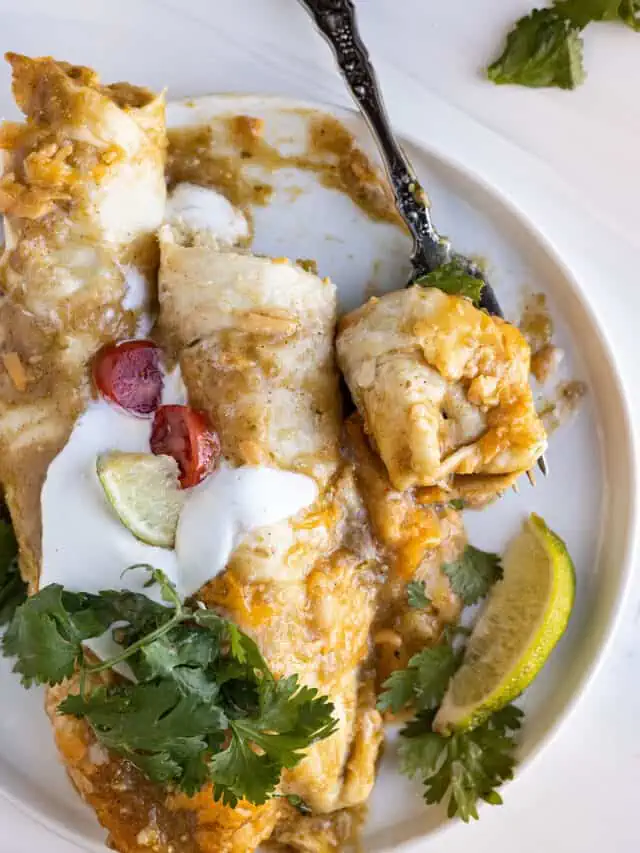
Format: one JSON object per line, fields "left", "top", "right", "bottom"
{"left": 299, "top": 0, "right": 505, "bottom": 319}
{"left": 300, "top": 0, "right": 450, "bottom": 273}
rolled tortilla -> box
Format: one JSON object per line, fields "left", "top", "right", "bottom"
{"left": 0, "top": 54, "right": 166, "bottom": 585}
{"left": 337, "top": 286, "right": 547, "bottom": 495}
{"left": 159, "top": 240, "right": 348, "bottom": 582}
{"left": 156, "top": 240, "right": 382, "bottom": 847}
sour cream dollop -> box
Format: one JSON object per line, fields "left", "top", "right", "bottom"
{"left": 39, "top": 367, "right": 318, "bottom": 603}
{"left": 165, "top": 183, "right": 249, "bottom": 247}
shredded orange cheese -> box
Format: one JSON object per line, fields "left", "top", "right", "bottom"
{"left": 2, "top": 351, "right": 28, "bottom": 391}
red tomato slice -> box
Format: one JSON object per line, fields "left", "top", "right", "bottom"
{"left": 150, "top": 405, "right": 221, "bottom": 488}
{"left": 93, "top": 340, "right": 163, "bottom": 416}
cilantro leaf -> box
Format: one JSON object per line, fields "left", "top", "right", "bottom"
{"left": 2, "top": 583, "right": 170, "bottom": 686}
{"left": 211, "top": 679, "right": 335, "bottom": 807}
{"left": 3, "top": 586, "right": 116, "bottom": 686}
{"left": 237, "top": 675, "right": 337, "bottom": 763}
{"left": 61, "top": 681, "right": 227, "bottom": 793}
{"left": 442, "top": 546, "right": 502, "bottom": 606}
{"left": 415, "top": 262, "right": 484, "bottom": 305}
{"left": 210, "top": 729, "right": 282, "bottom": 808}
{"left": 194, "top": 609, "right": 268, "bottom": 677}
{"left": 376, "top": 667, "right": 416, "bottom": 714}
{"left": 448, "top": 499, "right": 465, "bottom": 511}
{"left": 398, "top": 705, "right": 523, "bottom": 822}
{"left": 0, "top": 519, "right": 26, "bottom": 626}
{"left": 377, "top": 644, "right": 459, "bottom": 714}
{"left": 407, "top": 581, "right": 431, "bottom": 610}
{"left": 398, "top": 722, "right": 447, "bottom": 779}
{"left": 488, "top": 8, "right": 586, "bottom": 90}
{"left": 95, "top": 589, "right": 170, "bottom": 641}
{"left": 133, "top": 626, "right": 223, "bottom": 703}
{"left": 210, "top": 675, "right": 335, "bottom": 796}
{"left": 410, "top": 646, "right": 461, "bottom": 712}
{"left": 489, "top": 704, "right": 525, "bottom": 735}
{"left": 487, "top": 0, "right": 640, "bottom": 90}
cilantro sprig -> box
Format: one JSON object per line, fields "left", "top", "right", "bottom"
{"left": 378, "top": 541, "right": 518, "bottom": 822}
{"left": 399, "top": 705, "right": 523, "bottom": 822}
{"left": 2, "top": 568, "right": 337, "bottom": 806}
{"left": 377, "top": 631, "right": 521, "bottom": 821}
{"left": 488, "top": 1, "right": 639, "bottom": 90}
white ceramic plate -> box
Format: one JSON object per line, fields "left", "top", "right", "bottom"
{"left": 0, "top": 95, "right": 634, "bottom": 853}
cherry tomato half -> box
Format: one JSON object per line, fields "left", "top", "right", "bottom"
{"left": 93, "top": 340, "right": 163, "bottom": 416}
{"left": 150, "top": 405, "right": 221, "bottom": 488}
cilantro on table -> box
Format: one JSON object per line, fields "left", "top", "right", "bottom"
{"left": 442, "top": 545, "right": 502, "bottom": 606}
{"left": 0, "top": 518, "right": 26, "bottom": 626}
{"left": 488, "top": 1, "right": 639, "bottom": 89}
{"left": 407, "top": 580, "right": 431, "bottom": 610}
{"left": 2, "top": 567, "right": 337, "bottom": 807}
{"left": 415, "top": 261, "right": 484, "bottom": 306}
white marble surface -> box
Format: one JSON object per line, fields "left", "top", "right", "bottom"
{"left": 0, "top": 1, "right": 639, "bottom": 851}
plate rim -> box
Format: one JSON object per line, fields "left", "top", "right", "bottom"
{"left": 0, "top": 91, "right": 636, "bottom": 853}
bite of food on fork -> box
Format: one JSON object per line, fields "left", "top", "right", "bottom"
{"left": 337, "top": 285, "right": 547, "bottom": 506}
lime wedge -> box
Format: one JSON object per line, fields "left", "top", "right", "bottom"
{"left": 434, "top": 513, "right": 575, "bottom": 734}
{"left": 97, "top": 452, "right": 184, "bottom": 548}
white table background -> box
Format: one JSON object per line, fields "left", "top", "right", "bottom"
{"left": 0, "top": 1, "right": 639, "bottom": 851}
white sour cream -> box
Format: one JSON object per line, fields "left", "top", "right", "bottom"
{"left": 122, "top": 266, "right": 149, "bottom": 313}
{"left": 165, "top": 182, "right": 249, "bottom": 246}
{"left": 176, "top": 466, "right": 318, "bottom": 594}
{"left": 123, "top": 266, "right": 154, "bottom": 337}
{"left": 39, "top": 367, "right": 317, "bottom": 603}
{"left": 39, "top": 383, "right": 182, "bottom": 605}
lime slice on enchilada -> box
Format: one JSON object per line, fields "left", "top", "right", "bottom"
{"left": 434, "top": 513, "right": 575, "bottom": 734}
{"left": 97, "top": 452, "right": 183, "bottom": 548}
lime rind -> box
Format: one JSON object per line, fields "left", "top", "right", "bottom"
{"left": 97, "top": 452, "right": 184, "bottom": 549}
{"left": 434, "top": 513, "right": 575, "bottom": 734}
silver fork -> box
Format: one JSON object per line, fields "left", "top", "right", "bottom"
{"left": 298, "top": 0, "right": 547, "bottom": 476}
